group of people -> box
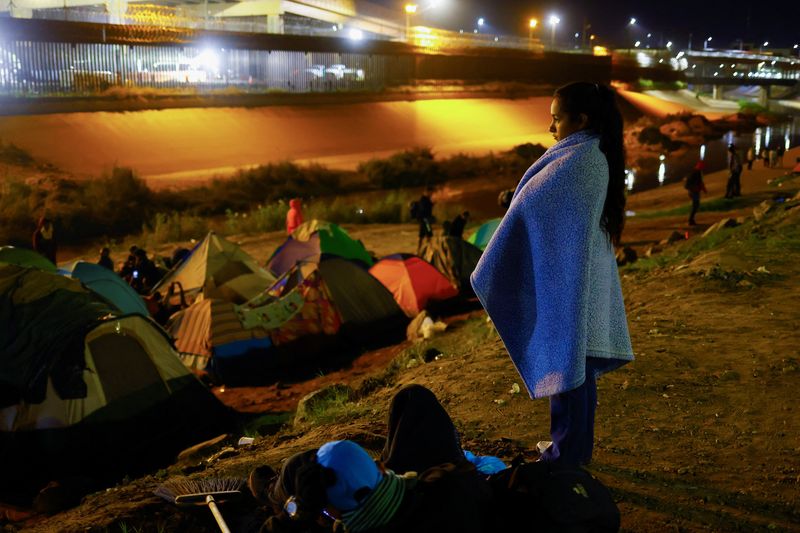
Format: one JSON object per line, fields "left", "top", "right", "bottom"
{"left": 411, "top": 188, "right": 472, "bottom": 252}
{"left": 685, "top": 138, "right": 786, "bottom": 225}
{"left": 746, "top": 144, "right": 786, "bottom": 171}
{"left": 252, "top": 81, "right": 633, "bottom": 532}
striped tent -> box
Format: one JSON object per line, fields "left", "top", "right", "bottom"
{"left": 0, "top": 264, "right": 229, "bottom": 501}
{"left": 152, "top": 232, "right": 275, "bottom": 305}
{"left": 167, "top": 270, "right": 341, "bottom": 385}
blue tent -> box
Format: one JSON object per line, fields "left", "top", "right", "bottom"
{"left": 466, "top": 218, "right": 502, "bottom": 251}
{"left": 59, "top": 260, "right": 149, "bottom": 316}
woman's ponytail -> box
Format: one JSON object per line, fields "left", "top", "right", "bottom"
{"left": 554, "top": 82, "right": 626, "bottom": 246}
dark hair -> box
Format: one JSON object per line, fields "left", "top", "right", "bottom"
{"left": 554, "top": 82, "right": 626, "bottom": 245}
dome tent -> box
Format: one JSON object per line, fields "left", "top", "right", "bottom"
{"left": 266, "top": 220, "right": 373, "bottom": 277}
{"left": 58, "top": 260, "right": 149, "bottom": 316}
{"left": 466, "top": 218, "right": 502, "bottom": 251}
{"left": 418, "top": 235, "right": 483, "bottom": 292}
{"left": 151, "top": 231, "right": 275, "bottom": 305}
{"left": 0, "top": 246, "right": 56, "bottom": 272}
{"left": 0, "top": 265, "right": 229, "bottom": 502}
{"left": 369, "top": 254, "right": 458, "bottom": 317}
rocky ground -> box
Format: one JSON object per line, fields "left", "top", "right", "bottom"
{"left": 3, "top": 149, "right": 800, "bottom": 533}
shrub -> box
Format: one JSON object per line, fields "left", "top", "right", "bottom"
{"left": 359, "top": 147, "right": 444, "bottom": 189}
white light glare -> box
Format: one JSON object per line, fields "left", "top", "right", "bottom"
{"left": 549, "top": 15, "right": 560, "bottom": 26}
{"left": 629, "top": 17, "right": 636, "bottom": 25}
{"left": 478, "top": 18, "right": 485, "bottom": 26}
{"left": 348, "top": 29, "right": 364, "bottom": 40}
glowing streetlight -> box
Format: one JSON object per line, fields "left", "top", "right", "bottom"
{"left": 548, "top": 15, "right": 560, "bottom": 48}
{"left": 629, "top": 17, "right": 636, "bottom": 25}
{"left": 478, "top": 17, "right": 485, "bottom": 27}
{"left": 666, "top": 41, "right": 673, "bottom": 49}
{"left": 634, "top": 40, "right": 641, "bottom": 48}
{"left": 704, "top": 36, "right": 712, "bottom": 50}
{"left": 528, "top": 18, "right": 538, "bottom": 45}
{"left": 404, "top": 4, "right": 417, "bottom": 41}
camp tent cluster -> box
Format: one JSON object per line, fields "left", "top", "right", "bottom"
{"left": 166, "top": 221, "right": 478, "bottom": 384}
{"left": 1, "top": 210, "right": 498, "bottom": 502}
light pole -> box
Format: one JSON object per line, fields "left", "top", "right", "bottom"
{"left": 404, "top": 4, "right": 417, "bottom": 42}
{"left": 760, "top": 41, "right": 769, "bottom": 52}
{"left": 704, "top": 36, "right": 712, "bottom": 50}
{"left": 477, "top": 17, "right": 485, "bottom": 32}
{"left": 528, "top": 18, "right": 538, "bottom": 48}
{"left": 549, "top": 15, "right": 560, "bottom": 49}
{"left": 628, "top": 17, "right": 636, "bottom": 49}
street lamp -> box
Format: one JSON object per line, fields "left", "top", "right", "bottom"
{"left": 704, "top": 36, "right": 712, "bottom": 50}
{"left": 549, "top": 15, "right": 560, "bottom": 49}
{"left": 477, "top": 17, "right": 485, "bottom": 29}
{"left": 404, "top": 4, "right": 417, "bottom": 41}
{"left": 627, "top": 17, "right": 637, "bottom": 48}
{"left": 666, "top": 41, "right": 673, "bottom": 49}
{"left": 528, "top": 18, "right": 538, "bottom": 45}
{"left": 629, "top": 17, "right": 636, "bottom": 25}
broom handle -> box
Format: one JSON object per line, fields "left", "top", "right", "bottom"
{"left": 205, "top": 495, "right": 232, "bottom": 533}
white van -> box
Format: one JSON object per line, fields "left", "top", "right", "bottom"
{"left": 148, "top": 62, "right": 207, "bottom": 84}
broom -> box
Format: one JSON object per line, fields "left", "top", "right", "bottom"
{"left": 155, "top": 477, "right": 244, "bottom": 533}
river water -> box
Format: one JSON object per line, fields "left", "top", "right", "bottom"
{"left": 626, "top": 116, "right": 800, "bottom": 193}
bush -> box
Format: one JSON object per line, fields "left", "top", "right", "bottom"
{"left": 359, "top": 147, "right": 444, "bottom": 189}
{"left": 0, "top": 140, "right": 34, "bottom": 166}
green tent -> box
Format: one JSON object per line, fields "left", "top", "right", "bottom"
{"left": 0, "top": 246, "right": 57, "bottom": 272}
{"left": 0, "top": 264, "right": 229, "bottom": 502}
{"left": 267, "top": 220, "right": 374, "bottom": 276}
{"left": 466, "top": 218, "right": 502, "bottom": 250}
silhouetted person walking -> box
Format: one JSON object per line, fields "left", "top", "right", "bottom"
{"left": 725, "top": 144, "right": 743, "bottom": 198}
{"left": 685, "top": 161, "right": 707, "bottom": 226}
{"left": 448, "top": 211, "right": 470, "bottom": 239}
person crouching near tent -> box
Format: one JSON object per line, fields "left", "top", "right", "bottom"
{"left": 286, "top": 198, "right": 305, "bottom": 235}
{"left": 471, "top": 82, "right": 634, "bottom": 466}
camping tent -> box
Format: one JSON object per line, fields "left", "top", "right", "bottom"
{"left": 266, "top": 220, "right": 373, "bottom": 276}
{"left": 169, "top": 257, "right": 406, "bottom": 384}
{"left": 0, "top": 264, "right": 229, "bottom": 502}
{"left": 369, "top": 254, "right": 458, "bottom": 317}
{"left": 466, "top": 218, "right": 502, "bottom": 251}
{"left": 59, "top": 260, "right": 149, "bottom": 316}
{"left": 0, "top": 246, "right": 56, "bottom": 272}
{"left": 418, "top": 236, "right": 483, "bottom": 292}
{"left": 151, "top": 231, "right": 275, "bottom": 305}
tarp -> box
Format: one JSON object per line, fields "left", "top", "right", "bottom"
{"left": 267, "top": 220, "right": 373, "bottom": 276}
{"left": 59, "top": 260, "right": 149, "bottom": 316}
{"left": 0, "top": 246, "right": 56, "bottom": 272}
{"left": 369, "top": 254, "right": 458, "bottom": 317}
{"left": 418, "top": 236, "right": 483, "bottom": 291}
{"left": 151, "top": 232, "right": 275, "bottom": 304}
{"left": 466, "top": 218, "right": 502, "bottom": 251}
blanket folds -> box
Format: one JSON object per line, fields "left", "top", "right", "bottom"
{"left": 471, "top": 130, "right": 633, "bottom": 398}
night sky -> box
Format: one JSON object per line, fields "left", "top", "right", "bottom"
{"left": 375, "top": 0, "right": 800, "bottom": 49}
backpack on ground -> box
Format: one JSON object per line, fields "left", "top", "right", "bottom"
{"left": 488, "top": 460, "right": 620, "bottom": 532}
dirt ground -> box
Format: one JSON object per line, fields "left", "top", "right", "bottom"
{"left": 5, "top": 149, "right": 800, "bottom": 532}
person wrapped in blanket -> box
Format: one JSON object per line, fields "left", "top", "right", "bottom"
{"left": 249, "top": 385, "right": 503, "bottom": 533}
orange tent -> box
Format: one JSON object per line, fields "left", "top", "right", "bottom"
{"left": 369, "top": 254, "right": 458, "bottom": 317}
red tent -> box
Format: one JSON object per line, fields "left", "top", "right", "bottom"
{"left": 369, "top": 254, "right": 458, "bottom": 317}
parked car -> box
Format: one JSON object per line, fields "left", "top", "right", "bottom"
{"left": 326, "top": 64, "right": 365, "bottom": 81}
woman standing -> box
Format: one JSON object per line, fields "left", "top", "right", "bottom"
{"left": 471, "top": 82, "right": 634, "bottom": 466}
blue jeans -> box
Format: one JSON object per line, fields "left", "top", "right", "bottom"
{"left": 540, "top": 357, "right": 604, "bottom": 465}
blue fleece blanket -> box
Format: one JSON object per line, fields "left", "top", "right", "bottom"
{"left": 470, "top": 130, "right": 634, "bottom": 398}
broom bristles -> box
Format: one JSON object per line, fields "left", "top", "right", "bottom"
{"left": 155, "top": 477, "right": 244, "bottom": 503}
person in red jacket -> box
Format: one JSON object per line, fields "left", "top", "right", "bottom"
{"left": 684, "top": 161, "right": 708, "bottom": 226}
{"left": 286, "top": 198, "right": 304, "bottom": 235}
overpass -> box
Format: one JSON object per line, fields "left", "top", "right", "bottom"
{"left": 680, "top": 49, "right": 800, "bottom": 104}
